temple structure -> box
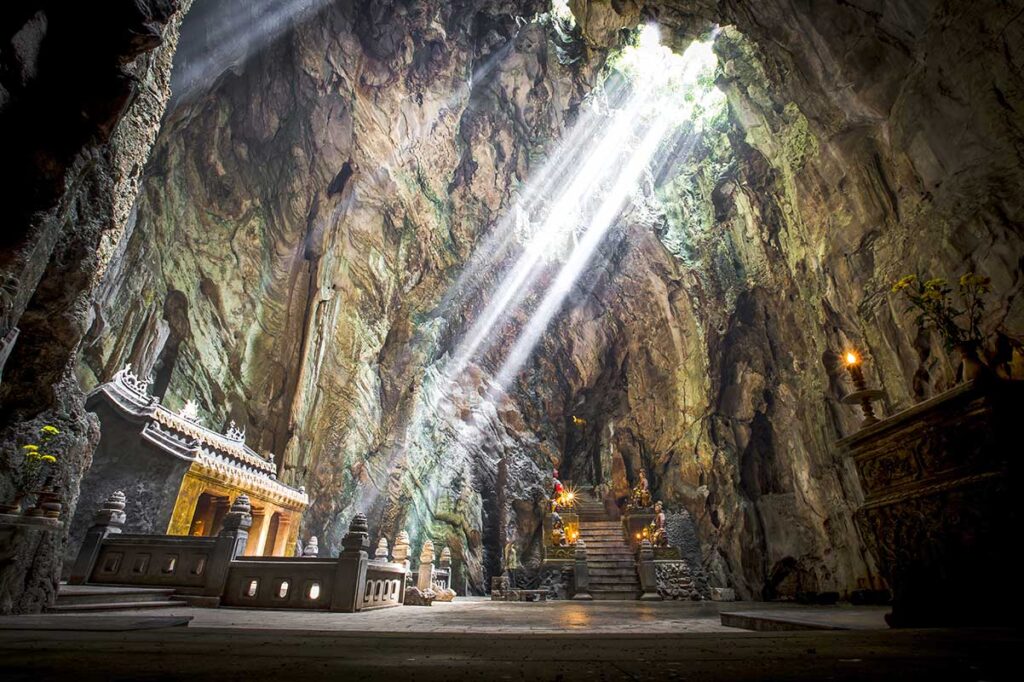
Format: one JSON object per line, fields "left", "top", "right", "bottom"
{"left": 65, "top": 365, "right": 308, "bottom": 571}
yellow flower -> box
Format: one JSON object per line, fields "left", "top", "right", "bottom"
{"left": 41, "top": 425, "right": 60, "bottom": 436}
{"left": 891, "top": 275, "right": 916, "bottom": 293}
{"left": 923, "top": 277, "right": 946, "bottom": 290}
{"left": 959, "top": 272, "right": 991, "bottom": 291}
{"left": 40, "top": 454, "right": 56, "bottom": 464}
{"left": 22, "top": 444, "right": 39, "bottom": 451}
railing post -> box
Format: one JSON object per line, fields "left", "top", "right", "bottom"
{"left": 303, "top": 536, "right": 320, "bottom": 557}
{"left": 572, "top": 539, "right": 593, "bottom": 600}
{"left": 416, "top": 539, "right": 435, "bottom": 592}
{"left": 331, "top": 512, "right": 369, "bottom": 612}
{"left": 638, "top": 539, "right": 662, "bottom": 600}
{"left": 69, "top": 491, "right": 126, "bottom": 585}
{"left": 206, "top": 494, "right": 252, "bottom": 598}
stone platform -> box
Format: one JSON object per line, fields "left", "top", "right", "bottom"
{"left": 0, "top": 600, "right": 1018, "bottom": 681}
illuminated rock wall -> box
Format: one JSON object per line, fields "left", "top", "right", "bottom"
{"left": 75, "top": 0, "right": 1024, "bottom": 598}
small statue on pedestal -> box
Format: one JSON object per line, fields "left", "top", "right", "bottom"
{"left": 550, "top": 512, "right": 568, "bottom": 547}
{"left": 650, "top": 501, "right": 668, "bottom": 547}
{"left": 629, "top": 470, "right": 652, "bottom": 510}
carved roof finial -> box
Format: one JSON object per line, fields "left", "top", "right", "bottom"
{"left": 225, "top": 420, "right": 246, "bottom": 443}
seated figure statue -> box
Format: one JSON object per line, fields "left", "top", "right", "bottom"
{"left": 629, "top": 470, "right": 653, "bottom": 510}
{"left": 650, "top": 500, "right": 668, "bottom": 547}
{"left": 550, "top": 513, "right": 568, "bottom": 547}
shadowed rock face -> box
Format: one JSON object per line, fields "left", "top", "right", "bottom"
{"left": 0, "top": 0, "right": 193, "bottom": 614}
{"left": 74, "top": 0, "right": 1024, "bottom": 598}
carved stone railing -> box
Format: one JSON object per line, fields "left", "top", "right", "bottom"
{"left": 362, "top": 561, "right": 407, "bottom": 610}
{"left": 70, "top": 494, "right": 406, "bottom": 612}
{"left": 71, "top": 491, "right": 251, "bottom": 597}
{"left": 223, "top": 557, "right": 338, "bottom": 610}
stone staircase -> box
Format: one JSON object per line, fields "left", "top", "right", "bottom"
{"left": 574, "top": 490, "right": 639, "bottom": 600}
{"left": 49, "top": 585, "right": 182, "bottom": 613}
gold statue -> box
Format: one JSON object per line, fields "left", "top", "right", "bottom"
{"left": 650, "top": 501, "right": 668, "bottom": 547}
{"left": 550, "top": 512, "right": 568, "bottom": 547}
{"left": 629, "top": 470, "right": 652, "bottom": 510}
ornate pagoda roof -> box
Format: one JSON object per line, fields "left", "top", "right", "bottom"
{"left": 88, "top": 365, "right": 308, "bottom": 510}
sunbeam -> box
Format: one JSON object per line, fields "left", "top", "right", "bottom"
{"left": 361, "top": 23, "right": 728, "bottom": 533}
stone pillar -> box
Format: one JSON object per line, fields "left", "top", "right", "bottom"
{"left": 416, "top": 539, "right": 435, "bottom": 592}
{"left": 638, "top": 539, "right": 662, "bottom": 601}
{"left": 279, "top": 513, "right": 299, "bottom": 556}
{"left": 205, "top": 494, "right": 252, "bottom": 598}
{"left": 572, "top": 539, "right": 593, "bottom": 600}
{"left": 210, "top": 496, "right": 231, "bottom": 535}
{"left": 244, "top": 507, "right": 266, "bottom": 556}
{"left": 331, "top": 513, "right": 369, "bottom": 612}
{"left": 69, "top": 491, "right": 126, "bottom": 585}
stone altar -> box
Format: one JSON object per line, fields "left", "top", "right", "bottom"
{"left": 837, "top": 379, "right": 1021, "bottom": 626}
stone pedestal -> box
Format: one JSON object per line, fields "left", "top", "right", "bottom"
{"left": 637, "top": 540, "right": 662, "bottom": 601}
{"left": 572, "top": 540, "right": 592, "bottom": 600}
{"left": 838, "top": 379, "right": 1022, "bottom": 627}
{"left": 0, "top": 512, "right": 61, "bottom": 614}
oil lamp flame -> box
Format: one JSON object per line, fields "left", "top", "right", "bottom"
{"left": 844, "top": 351, "right": 859, "bottom": 366}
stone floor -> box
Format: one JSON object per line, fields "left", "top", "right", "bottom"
{"left": 0, "top": 599, "right": 1017, "bottom": 680}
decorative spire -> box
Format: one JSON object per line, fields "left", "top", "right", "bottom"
{"left": 419, "top": 539, "right": 435, "bottom": 564}
{"left": 375, "top": 537, "right": 390, "bottom": 561}
{"left": 341, "top": 512, "right": 369, "bottom": 554}
{"left": 225, "top": 420, "right": 246, "bottom": 443}
{"left": 303, "top": 536, "right": 319, "bottom": 557}
{"left": 392, "top": 530, "right": 411, "bottom": 563}
{"left": 179, "top": 399, "right": 202, "bottom": 423}
{"left": 114, "top": 364, "right": 152, "bottom": 397}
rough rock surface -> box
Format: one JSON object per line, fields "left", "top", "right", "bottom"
{"left": 58, "top": 0, "right": 1024, "bottom": 600}
{"left": 0, "top": 1, "right": 192, "bottom": 613}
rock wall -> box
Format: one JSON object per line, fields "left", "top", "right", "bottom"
{"left": 0, "top": 1, "right": 192, "bottom": 612}
{"left": 73, "top": 0, "right": 1024, "bottom": 600}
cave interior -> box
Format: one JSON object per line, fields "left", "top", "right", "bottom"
{"left": 1, "top": 0, "right": 1023, "bottom": 650}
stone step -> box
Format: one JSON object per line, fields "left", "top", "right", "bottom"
{"left": 590, "top": 590, "right": 640, "bottom": 600}
{"left": 579, "top": 521, "right": 621, "bottom": 527}
{"left": 53, "top": 586, "right": 178, "bottom": 606}
{"left": 590, "top": 581, "right": 639, "bottom": 589}
{"left": 47, "top": 600, "right": 181, "bottom": 613}
{"left": 588, "top": 562, "right": 637, "bottom": 569}
{"left": 589, "top": 569, "right": 639, "bottom": 579}
{"left": 581, "top": 532, "right": 626, "bottom": 540}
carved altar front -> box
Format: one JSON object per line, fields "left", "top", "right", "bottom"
{"left": 838, "top": 379, "right": 1021, "bottom": 626}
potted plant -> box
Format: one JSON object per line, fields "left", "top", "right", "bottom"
{"left": 891, "top": 272, "right": 992, "bottom": 382}
{"left": 0, "top": 425, "right": 60, "bottom": 515}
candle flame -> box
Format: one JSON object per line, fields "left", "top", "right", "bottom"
{"left": 844, "top": 351, "right": 859, "bottom": 366}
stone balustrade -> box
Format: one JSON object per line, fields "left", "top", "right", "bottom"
{"left": 71, "top": 491, "right": 251, "bottom": 597}
{"left": 70, "top": 493, "right": 407, "bottom": 612}
{"left": 362, "top": 562, "right": 407, "bottom": 610}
